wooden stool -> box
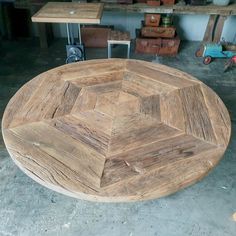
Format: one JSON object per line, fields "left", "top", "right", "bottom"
{"left": 107, "top": 30, "right": 131, "bottom": 58}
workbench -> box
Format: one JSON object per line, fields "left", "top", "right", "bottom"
{"left": 31, "top": 2, "right": 104, "bottom": 54}
{"left": 32, "top": 2, "right": 104, "bottom": 62}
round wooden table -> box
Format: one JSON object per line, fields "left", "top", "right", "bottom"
{"left": 2, "top": 59, "right": 231, "bottom": 202}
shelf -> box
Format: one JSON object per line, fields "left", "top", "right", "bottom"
{"left": 104, "top": 3, "right": 236, "bottom": 15}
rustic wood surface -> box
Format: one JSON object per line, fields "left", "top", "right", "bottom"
{"left": 103, "top": 2, "right": 236, "bottom": 15}
{"left": 31, "top": 2, "right": 104, "bottom": 24}
{"left": 108, "top": 30, "right": 131, "bottom": 43}
{"left": 2, "top": 59, "right": 231, "bottom": 202}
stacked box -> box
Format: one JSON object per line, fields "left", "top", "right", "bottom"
{"left": 135, "top": 14, "right": 180, "bottom": 56}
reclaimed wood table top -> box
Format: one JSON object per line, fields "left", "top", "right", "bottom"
{"left": 2, "top": 59, "right": 231, "bottom": 202}
{"left": 31, "top": 2, "right": 104, "bottom": 24}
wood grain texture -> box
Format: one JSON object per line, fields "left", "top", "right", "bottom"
{"left": 2, "top": 59, "right": 231, "bottom": 202}
{"left": 31, "top": 2, "right": 104, "bottom": 24}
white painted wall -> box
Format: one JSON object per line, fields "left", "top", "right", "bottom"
{"left": 49, "top": 12, "right": 236, "bottom": 42}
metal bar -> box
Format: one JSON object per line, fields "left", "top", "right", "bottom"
{"left": 127, "top": 42, "right": 130, "bottom": 59}
{"left": 108, "top": 42, "right": 111, "bottom": 58}
{"left": 69, "top": 24, "right": 74, "bottom": 45}
{"left": 78, "top": 24, "right": 82, "bottom": 44}
{"left": 66, "top": 23, "right": 71, "bottom": 44}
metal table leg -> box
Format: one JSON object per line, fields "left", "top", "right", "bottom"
{"left": 65, "top": 23, "right": 85, "bottom": 63}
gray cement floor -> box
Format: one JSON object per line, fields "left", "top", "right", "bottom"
{"left": 0, "top": 38, "right": 236, "bottom": 236}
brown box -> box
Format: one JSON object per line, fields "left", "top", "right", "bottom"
{"left": 145, "top": 14, "right": 161, "bottom": 27}
{"left": 81, "top": 25, "right": 113, "bottom": 48}
{"left": 146, "top": 0, "right": 161, "bottom": 6}
{"left": 161, "top": 0, "right": 175, "bottom": 5}
{"left": 135, "top": 34, "right": 180, "bottom": 56}
{"left": 141, "top": 26, "right": 176, "bottom": 38}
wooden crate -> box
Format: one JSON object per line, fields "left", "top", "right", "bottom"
{"left": 141, "top": 26, "right": 176, "bottom": 38}
{"left": 135, "top": 34, "right": 180, "bottom": 56}
{"left": 81, "top": 25, "right": 114, "bottom": 48}
{"left": 145, "top": 14, "right": 161, "bottom": 27}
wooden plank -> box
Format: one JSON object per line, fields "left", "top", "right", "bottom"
{"left": 102, "top": 147, "right": 225, "bottom": 201}
{"left": 103, "top": 2, "right": 235, "bottom": 15}
{"left": 126, "top": 60, "right": 200, "bottom": 89}
{"left": 122, "top": 71, "right": 176, "bottom": 97}
{"left": 32, "top": 2, "right": 104, "bottom": 24}
{"left": 71, "top": 88, "right": 98, "bottom": 113}
{"left": 60, "top": 59, "right": 125, "bottom": 81}
{"left": 201, "top": 84, "right": 231, "bottom": 147}
{"left": 160, "top": 89, "right": 185, "bottom": 131}
{"left": 203, "top": 15, "right": 218, "bottom": 42}
{"left": 9, "top": 78, "right": 81, "bottom": 128}
{"left": 94, "top": 91, "right": 140, "bottom": 117}
{"left": 48, "top": 115, "right": 110, "bottom": 156}
{"left": 102, "top": 134, "right": 217, "bottom": 187}
{"left": 108, "top": 30, "right": 130, "bottom": 43}
{"left": 2, "top": 75, "right": 44, "bottom": 129}
{"left": 69, "top": 71, "right": 124, "bottom": 87}
{"left": 213, "top": 15, "right": 227, "bottom": 43}
{"left": 9, "top": 122, "right": 105, "bottom": 189}
{"left": 179, "top": 84, "right": 217, "bottom": 144}
{"left": 104, "top": 2, "right": 173, "bottom": 14}
{"left": 108, "top": 123, "right": 182, "bottom": 156}
{"left": 111, "top": 113, "right": 160, "bottom": 136}
{"left": 173, "top": 4, "right": 232, "bottom": 15}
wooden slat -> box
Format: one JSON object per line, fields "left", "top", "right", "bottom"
{"left": 122, "top": 71, "right": 175, "bottom": 97}
{"left": 9, "top": 77, "right": 81, "bottom": 128}
{"left": 2, "top": 75, "right": 44, "bottom": 129}
{"left": 126, "top": 60, "right": 199, "bottom": 89}
{"left": 160, "top": 89, "right": 185, "bottom": 131}
{"left": 213, "top": 15, "right": 227, "bottom": 43}
{"left": 102, "top": 134, "right": 217, "bottom": 187}
{"left": 48, "top": 115, "right": 110, "bottom": 156}
{"left": 69, "top": 71, "right": 124, "bottom": 87}
{"left": 101, "top": 147, "right": 225, "bottom": 201}
{"left": 9, "top": 122, "right": 105, "bottom": 189}
{"left": 179, "top": 85, "right": 217, "bottom": 144}
{"left": 104, "top": 2, "right": 235, "bottom": 15}
{"left": 95, "top": 91, "right": 140, "bottom": 117}
{"left": 108, "top": 123, "right": 182, "bottom": 156}
{"left": 111, "top": 113, "right": 159, "bottom": 135}
{"left": 201, "top": 84, "right": 231, "bottom": 147}
{"left": 108, "top": 30, "right": 131, "bottom": 43}
{"left": 61, "top": 60, "right": 125, "bottom": 82}
{"left": 203, "top": 15, "right": 218, "bottom": 42}
{"left": 32, "top": 2, "right": 104, "bottom": 24}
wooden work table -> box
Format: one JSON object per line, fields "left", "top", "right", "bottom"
{"left": 31, "top": 2, "right": 104, "bottom": 50}
{"left": 32, "top": 2, "right": 104, "bottom": 24}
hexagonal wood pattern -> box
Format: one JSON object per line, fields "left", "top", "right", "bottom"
{"left": 2, "top": 59, "right": 231, "bottom": 202}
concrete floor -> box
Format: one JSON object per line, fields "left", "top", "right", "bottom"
{"left": 0, "top": 38, "right": 236, "bottom": 236}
